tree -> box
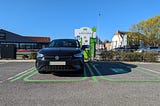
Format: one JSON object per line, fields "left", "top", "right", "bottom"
{"left": 129, "top": 15, "right": 160, "bottom": 46}
{"left": 126, "top": 32, "right": 148, "bottom": 48}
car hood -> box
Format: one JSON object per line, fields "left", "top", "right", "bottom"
{"left": 39, "top": 47, "right": 82, "bottom": 56}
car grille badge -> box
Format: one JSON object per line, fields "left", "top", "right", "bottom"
{"left": 55, "top": 56, "right": 60, "bottom": 60}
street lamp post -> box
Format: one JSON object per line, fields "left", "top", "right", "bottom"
{"left": 97, "top": 13, "right": 101, "bottom": 50}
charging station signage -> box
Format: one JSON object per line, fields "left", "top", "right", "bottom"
{"left": 75, "top": 27, "right": 95, "bottom": 45}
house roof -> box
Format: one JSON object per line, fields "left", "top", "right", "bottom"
{"left": 25, "top": 36, "right": 51, "bottom": 43}
{"left": 115, "top": 30, "right": 126, "bottom": 35}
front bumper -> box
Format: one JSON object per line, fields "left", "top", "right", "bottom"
{"left": 36, "top": 57, "right": 84, "bottom": 72}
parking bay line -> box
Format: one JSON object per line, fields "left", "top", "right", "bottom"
{"left": 86, "top": 63, "right": 98, "bottom": 82}
{"left": 10, "top": 68, "right": 36, "bottom": 82}
{"left": 90, "top": 63, "right": 160, "bottom": 82}
{"left": 8, "top": 67, "right": 35, "bottom": 80}
{"left": 137, "top": 67, "right": 160, "bottom": 74}
{"left": 23, "top": 67, "right": 88, "bottom": 83}
{"left": 0, "top": 62, "right": 8, "bottom": 65}
{"left": 119, "top": 63, "right": 160, "bottom": 79}
{"left": 9, "top": 63, "right": 98, "bottom": 83}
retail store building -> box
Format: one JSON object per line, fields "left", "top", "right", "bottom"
{"left": 0, "top": 29, "right": 50, "bottom": 50}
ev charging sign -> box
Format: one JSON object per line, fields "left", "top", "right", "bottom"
{"left": 75, "top": 27, "right": 95, "bottom": 45}
{"left": 81, "top": 31, "right": 91, "bottom": 45}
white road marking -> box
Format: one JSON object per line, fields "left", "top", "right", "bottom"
{"left": 7, "top": 67, "right": 35, "bottom": 80}
{"left": 0, "top": 62, "right": 8, "bottom": 65}
{"left": 138, "top": 67, "right": 160, "bottom": 74}
{"left": 120, "top": 62, "right": 160, "bottom": 75}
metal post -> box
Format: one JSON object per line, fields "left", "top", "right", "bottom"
{"left": 98, "top": 13, "right": 101, "bottom": 50}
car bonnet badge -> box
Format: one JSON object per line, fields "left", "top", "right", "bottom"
{"left": 55, "top": 56, "right": 59, "bottom": 60}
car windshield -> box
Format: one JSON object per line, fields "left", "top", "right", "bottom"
{"left": 49, "top": 39, "right": 80, "bottom": 48}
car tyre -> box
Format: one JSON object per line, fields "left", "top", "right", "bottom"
{"left": 78, "top": 63, "right": 84, "bottom": 74}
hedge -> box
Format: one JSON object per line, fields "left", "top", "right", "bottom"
{"left": 29, "top": 52, "right": 37, "bottom": 59}
{"left": 100, "top": 51, "right": 159, "bottom": 62}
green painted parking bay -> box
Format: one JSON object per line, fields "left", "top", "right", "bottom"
{"left": 23, "top": 69, "right": 88, "bottom": 83}
{"left": 10, "top": 64, "right": 91, "bottom": 83}
{"left": 9, "top": 62, "right": 160, "bottom": 83}
{"left": 91, "top": 62, "right": 160, "bottom": 82}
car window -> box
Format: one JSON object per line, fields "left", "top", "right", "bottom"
{"left": 49, "top": 40, "right": 80, "bottom": 48}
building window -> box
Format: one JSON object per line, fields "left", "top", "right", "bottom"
{"left": 0, "top": 33, "right": 6, "bottom": 40}
{"left": 19, "top": 43, "right": 37, "bottom": 49}
{"left": 1, "top": 42, "right": 19, "bottom": 48}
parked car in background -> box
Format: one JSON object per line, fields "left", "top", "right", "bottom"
{"left": 114, "top": 47, "right": 134, "bottom": 52}
{"left": 136, "top": 46, "right": 160, "bottom": 53}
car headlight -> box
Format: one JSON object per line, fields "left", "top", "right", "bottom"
{"left": 37, "top": 53, "right": 44, "bottom": 60}
{"left": 74, "top": 52, "right": 83, "bottom": 57}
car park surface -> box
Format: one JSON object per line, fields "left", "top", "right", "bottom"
{"left": 0, "top": 61, "right": 160, "bottom": 106}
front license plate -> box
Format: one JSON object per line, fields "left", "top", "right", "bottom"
{"left": 49, "top": 61, "right": 66, "bottom": 65}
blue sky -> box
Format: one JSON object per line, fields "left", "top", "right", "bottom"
{"left": 0, "top": 0, "right": 160, "bottom": 41}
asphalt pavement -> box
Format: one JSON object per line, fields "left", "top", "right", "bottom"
{"left": 0, "top": 61, "right": 160, "bottom": 106}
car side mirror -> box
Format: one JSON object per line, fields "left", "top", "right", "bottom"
{"left": 81, "top": 45, "right": 90, "bottom": 50}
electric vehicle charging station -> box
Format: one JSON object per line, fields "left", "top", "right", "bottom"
{"left": 75, "top": 27, "right": 96, "bottom": 60}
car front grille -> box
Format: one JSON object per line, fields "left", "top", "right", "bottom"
{"left": 44, "top": 65, "right": 73, "bottom": 71}
{"left": 44, "top": 55, "right": 72, "bottom": 61}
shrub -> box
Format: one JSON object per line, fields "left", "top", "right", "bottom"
{"left": 29, "top": 52, "right": 37, "bottom": 59}
{"left": 100, "top": 50, "right": 115, "bottom": 61}
{"left": 100, "top": 51, "right": 158, "bottom": 62}
{"left": 142, "top": 52, "right": 158, "bottom": 62}
{"left": 22, "top": 55, "right": 29, "bottom": 60}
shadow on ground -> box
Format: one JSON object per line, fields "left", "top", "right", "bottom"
{"left": 52, "top": 71, "right": 85, "bottom": 77}
{"left": 48, "top": 62, "right": 137, "bottom": 77}
{"left": 90, "top": 61, "right": 137, "bottom": 76}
